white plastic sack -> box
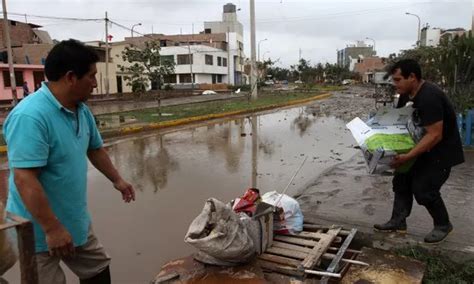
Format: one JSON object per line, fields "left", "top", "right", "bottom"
{"left": 0, "top": 201, "right": 17, "bottom": 276}
{"left": 262, "top": 191, "right": 304, "bottom": 234}
{"left": 184, "top": 198, "right": 256, "bottom": 266}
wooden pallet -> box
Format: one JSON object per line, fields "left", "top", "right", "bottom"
{"left": 0, "top": 213, "right": 38, "bottom": 284}
{"left": 257, "top": 224, "right": 358, "bottom": 280}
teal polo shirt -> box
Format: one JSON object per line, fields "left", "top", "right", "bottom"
{"left": 3, "top": 82, "right": 103, "bottom": 253}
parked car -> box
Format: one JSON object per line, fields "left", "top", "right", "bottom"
{"left": 342, "top": 79, "right": 354, "bottom": 85}
{"left": 294, "top": 80, "right": 303, "bottom": 84}
{"left": 202, "top": 90, "right": 217, "bottom": 95}
{"left": 264, "top": 80, "right": 275, "bottom": 86}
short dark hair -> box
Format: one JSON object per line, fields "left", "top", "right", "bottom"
{"left": 45, "top": 39, "right": 99, "bottom": 81}
{"left": 387, "top": 59, "right": 422, "bottom": 80}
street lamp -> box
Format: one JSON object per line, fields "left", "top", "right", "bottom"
{"left": 257, "top": 38, "right": 268, "bottom": 62}
{"left": 262, "top": 51, "right": 270, "bottom": 62}
{"left": 365, "top": 37, "right": 376, "bottom": 55}
{"left": 131, "top": 23, "right": 142, "bottom": 38}
{"left": 405, "top": 12, "right": 421, "bottom": 47}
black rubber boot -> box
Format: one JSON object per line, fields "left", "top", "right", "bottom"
{"left": 424, "top": 198, "right": 452, "bottom": 244}
{"left": 80, "top": 266, "right": 111, "bottom": 284}
{"left": 374, "top": 192, "right": 412, "bottom": 233}
{"left": 424, "top": 223, "right": 453, "bottom": 244}
{"left": 374, "top": 219, "right": 407, "bottom": 233}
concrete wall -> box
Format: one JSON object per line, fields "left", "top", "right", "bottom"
{"left": 0, "top": 21, "right": 35, "bottom": 48}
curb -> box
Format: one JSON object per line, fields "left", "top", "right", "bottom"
{"left": 0, "top": 93, "right": 332, "bottom": 154}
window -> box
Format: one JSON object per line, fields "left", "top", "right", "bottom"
{"left": 205, "top": 54, "right": 213, "bottom": 65}
{"left": 204, "top": 28, "right": 212, "bottom": 34}
{"left": 3, "top": 71, "right": 24, "bottom": 88}
{"left": 160, "top": 40, "right": 167, "bottom": 47}
{"left": 160, "top": 55, "right": 174, "bottom": 65}
{"left": 163, "top": 74, "right": 177, "bottom": 84}
{"left": 177, "top": 54, "right": 193, "bottom": 65}
{"left": 223, "top": 58, "right": 228, "bottom": 67}
{"left": 180, "top": 74, "right": 192, "bottom": 83}
{"left": 212, "top": 74, "right": 223, "bottom": 84}
{"left": 217, "top": 57, "right": 222, "bottom": 66}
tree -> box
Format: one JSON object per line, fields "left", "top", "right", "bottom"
{"left": 119, "top": 40, "right": 175, "bottom": 95}
{"left": 257, "top": 58, "right": 275, "bottom": 82}
{"left": 267, "top": 66, "right": 291, "bottom": 81}
{"left": 389, "top": 31, "right": 474, "bottom": 111}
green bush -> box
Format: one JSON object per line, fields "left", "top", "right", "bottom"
{"left": 396, "top": 246, "right": 474, "bottom": 283}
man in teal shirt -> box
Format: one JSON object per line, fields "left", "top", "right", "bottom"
{"left": 3, "top": 39, "right": 135, "bottom": 283}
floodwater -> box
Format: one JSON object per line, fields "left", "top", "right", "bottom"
{"left": 2, "top": 106, "right": 358, "bottom": 283}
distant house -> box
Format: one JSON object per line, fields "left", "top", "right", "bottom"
{"left": 0, "top": 19, "right": 53, "bottom": 65}
{"left": 354, "top": 57, "right": 387, "bottom": 83}
{"left": 0, "top": 19, "right": 52, "bottom": 101}
{"left": 0, "top": 63, "right": 45, "bottom": 101}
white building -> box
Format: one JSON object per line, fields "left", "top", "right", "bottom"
{"left": 420, "top": 26, "right": 467, "bottom": 47}
{"left": 160, "top": 45, "right": 230, "bottom": 86}
{"left": 420, "top": 27, "right": 441, "bottom": 47}
{"left": 204, "top": 3, "right": 245, "bottom": 85}
{"left": 88, "top": 40, "right": 234, "bottom": 94}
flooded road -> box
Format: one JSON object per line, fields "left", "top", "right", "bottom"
{"left": 2, "top": 105, "right": 359, "bottom": 283}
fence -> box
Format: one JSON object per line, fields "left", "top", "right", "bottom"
{"left": 457, "top": 109, "right": 474, "bottom": 146}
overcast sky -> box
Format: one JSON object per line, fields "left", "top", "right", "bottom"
{"left": 5, "top": 0, "right": 473, "bottom": 67}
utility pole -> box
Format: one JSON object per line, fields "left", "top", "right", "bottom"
{"left": 298, "top": 48, "right": 302, "bottom": 82}
{"left": 227, "top": 26, "right": 231, "bottom": 85}
{"left": 2, "top": 0, "right": 18, "bottom": 106}
{"left": 187, "top": 42, "right": 194, "bottom": 93}
{"left": 250, "top": 0, "right": 257, "bottom": 100}
{"left": 105, "top": 12, "right": 110, "bottom": 96}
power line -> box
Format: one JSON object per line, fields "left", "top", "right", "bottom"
{"left": 108, "top": 19, "right": 155, "bottom": 40}
{"left": 0, "top": 11, "right": 102, "bottom": 22}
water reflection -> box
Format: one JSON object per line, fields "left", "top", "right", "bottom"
{"left": 109, "top": 135, "right": 179, "bottom": 193}
{"left": 204, "top": 120, "right": 246, "bottom": 173}
{"left": 291, "top": 109, "right": 315, "bottom": 137}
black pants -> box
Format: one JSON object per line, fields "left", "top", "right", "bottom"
{"left": 391, "top": 161, "right": 451, "bottom": 228}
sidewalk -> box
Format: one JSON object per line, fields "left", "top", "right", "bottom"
{"left": 296, "top": 150, "right": 474, "bottom": 261}
{"left": 87, "top": 93, "right": 245, "bottom": 116}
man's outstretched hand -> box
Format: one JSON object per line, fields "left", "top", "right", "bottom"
{"left": 114, "top": 178, "right": 135, "bottom": 203}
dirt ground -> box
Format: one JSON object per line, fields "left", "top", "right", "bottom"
{"left": 279, "top": 84, "right": 474, "bottom": 262}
